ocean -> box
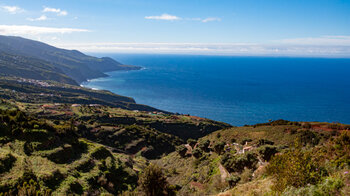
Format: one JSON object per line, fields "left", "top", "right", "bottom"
{"left": 83, "top": 54, "right": 350, "bottom": 126}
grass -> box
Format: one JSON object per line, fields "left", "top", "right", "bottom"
{"left": 227, "top": 177, "right": 274, "bottom": 196}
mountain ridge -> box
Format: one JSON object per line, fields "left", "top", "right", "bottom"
{"left": 0, "top": 35, "right": 141, "bottom": 84}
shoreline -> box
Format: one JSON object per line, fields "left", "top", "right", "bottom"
{"left": 80, "top": 66, "right": 146, "bottom": 89}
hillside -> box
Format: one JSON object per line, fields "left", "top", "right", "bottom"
{"left": 0, "top": 52, "right": 77, "bottom": 85}
{"left": 0, "top": 35, "right": 141, "bottom": 83}
{"left": 153, "top": 120, "right": 350, "bottom": 195}
{"left": 0, "top": 36, "right": 348, "bottom": 196}
{"left": 0, "top": 98, "right": 231, "bottom": 195}
{"left": 1, "top": 96, "right": 348, "bottom": 195}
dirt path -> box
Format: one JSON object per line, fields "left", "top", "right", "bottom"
{"left": 219, "top": 163, "right": 230, "bottom": 182}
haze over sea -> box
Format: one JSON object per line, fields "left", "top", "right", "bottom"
{"left": 83, "top": 54, "right": 350, "bottom": 126}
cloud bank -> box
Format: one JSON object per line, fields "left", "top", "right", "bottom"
{"left": 54, "top": 36, "right": 350, "bottom": 57}
{"left": 0, "top": 25, "right": 89, "bottom": 36}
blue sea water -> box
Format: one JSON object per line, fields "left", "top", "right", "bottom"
{"left": 83, "top": 54, "right": 350, "bottom": 126}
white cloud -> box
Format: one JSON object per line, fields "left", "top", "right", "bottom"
{"left": 0, "top": 25, "right": 89, "bottom": 36}
{"left": 27, "top": 15, "right": 49, "bottom": 21}
{"left": 202, "top": 17, "right": 221, "bottom": 23}
{"left": 145, "top": 14, "right": 181, "bottom": 21}
{"left": 1, "top": 6, "right": 24, "bottom": 14}
{"left": 278, "top": 35, "right": 350, "bottom": 46}
{"left": 145, "top": 14, "right": 222, "bottom": 23}
{"left": 43, "top": 7, "right": 67, "bottom": 16}
{"left": 53, "top": 36, "right": 350, "bottom": 57}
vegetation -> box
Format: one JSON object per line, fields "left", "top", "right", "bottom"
{"left": 0, "top": 35, "right": 141, "bottom": 83}
{"left": 138, "top": 164, "right": 175, "bottom": 196}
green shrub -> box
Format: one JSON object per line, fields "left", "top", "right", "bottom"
{"left": 138, "top": 164, "right": 172, "bottom": 196}
{"left": 2, "top": 179, "right": 52, "bottom": 196}
{"left": 257, "top": 145, "right": 278, "bottom": 161}
{"left": 176, "top": 145, "right": 187, "bottom": 157}
{"left": 0, "top": 153, "right": 16, "bottom": 173}
{"left": 213, "top": 142, "right": 225, "bottom": 155}
{"left": 266, "top": 143, "right": 327, "bottom": 193}
{"left": 298, "top": 130, "right": 320, "bottom": 146}
{"left": 42, "top": 169, "right": 65, "bottom": 190}
{"left": 216, "top": 133, "right": 221, "bottom": 138}
{"left": 325, "top": 131, "right": 350, "bottom": 168}
{"left": 257, "top": 139, "right": 274, "bottom": 147}
{"left": 221, "top": 152, "right": 258, "bottom": 173}
{"left": 226, "top": 175, "right": 240, "bottom": 188}
{"left": 192, "top": 148, "right": 203, "bottom": 159}
{"left": 91, "top": 146, "right": 113, "bottom": 160}
{"left": 282, "top": 176, "right": 344, "bottom": 196}
{"left": 198, "top": 140, "right": 210, "bottom": 152}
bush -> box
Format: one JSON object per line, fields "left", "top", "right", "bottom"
{"left": 3, "top": 179, "right": 52, "bottom": 196}
{"left": 176, "top": 145, "right": 187, "bottom": 157}
{"left": 138, "top": 164, "right": 172, "bottom": 196}
{"left": 221, "top": 152, "right": 258, "bottom": 173}
{"left": 198, "top": 140, "right": 210, "bottom": 152}
{"left": 257, "top": 145, "right": 278, "bottom": 161}
{"left": 226, "top": 175, "right": 241, "bottom": 188}
{"left": 257, "top": 139, "right": 274, "bottom": 147}
{"left": 192, "top": 148, "right": 203, "bottom": 159}
{"left": 298, "top": 130, "right": 320, "bottom": 146}
{"left": 216, "top": 133, "right": 221, "bottom": 138}
{"left": 91, "top": 146, "right": 113, "bottom": 160}
{"left": 213, "top": 142, "right": 225, "bottom": 155}
{"left": 282, "top": 176, "right": 344, "bottom": 196}
{"left": 326, "top": 131, "right": 350, "bottom": 168}
{"left": 266, "top": 143, "right": 327, "bottom": 193}
{"left": 0, "top": 153, "right": 16, "bottom": 173}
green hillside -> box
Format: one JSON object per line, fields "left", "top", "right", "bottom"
{"left": 1, "top": 97, "right": 348, "bottom": 195}
{"left": 0, "top": 35, "right": 141, "bottom": 83}
{"left": 0, "top": 52, "right": 77, "bottom": 85}
{"left": 153, "top": 120, "right": 350, "bottom": 195}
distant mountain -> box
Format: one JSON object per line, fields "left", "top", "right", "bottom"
{"left": 0, "top": 35, "right": 141, "bottom": 83}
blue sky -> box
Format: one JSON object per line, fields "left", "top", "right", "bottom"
{"left": 0, "top": 0, "right": 350, "bottom": 56}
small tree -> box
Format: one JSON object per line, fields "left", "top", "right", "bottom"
{"left": 192, "top": 148, "right": 203, "bottom": 159}
{"left": 176, "top": 145, "right": 187, "bottom": 157}
{"left": 138, "top": 164, "right": 170, "bottom": 196}
{"left": 198, "top": 140, "right": 210, "bottom": 152}
{"left": 213, "top": 142, "right": 226, "bottom": 155}
{"left": 226, "top": 175, "right": 241, "bottom": 188}
{"left": 257, "top": 145, "right": 278, "bottom": 161}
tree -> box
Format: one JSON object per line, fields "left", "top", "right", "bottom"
{"left": 176, "top": 145, "right": 187, "bottom": 157}
{"left": 213, "top": 142, "right": 225, "bottom": 155}
{"left": 198, "top": 140, "right": 210, "bottom": 152}
{"left": 138, "top": 164, "right": 171, "bottom": 196}
{"left": 192, "top": 148, "right": 203, "bottom": 159}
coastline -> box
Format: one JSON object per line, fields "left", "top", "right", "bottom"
{"left": 80, "top": 66, "right": 145, "bottom": 89}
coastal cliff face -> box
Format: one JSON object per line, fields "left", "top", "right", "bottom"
{"left": 0, "top": 35, "right": 141, "bottom": 84}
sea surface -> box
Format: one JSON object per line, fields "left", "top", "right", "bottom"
{"left": 83, "top": 54, "right": 350, "bottom": 126}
